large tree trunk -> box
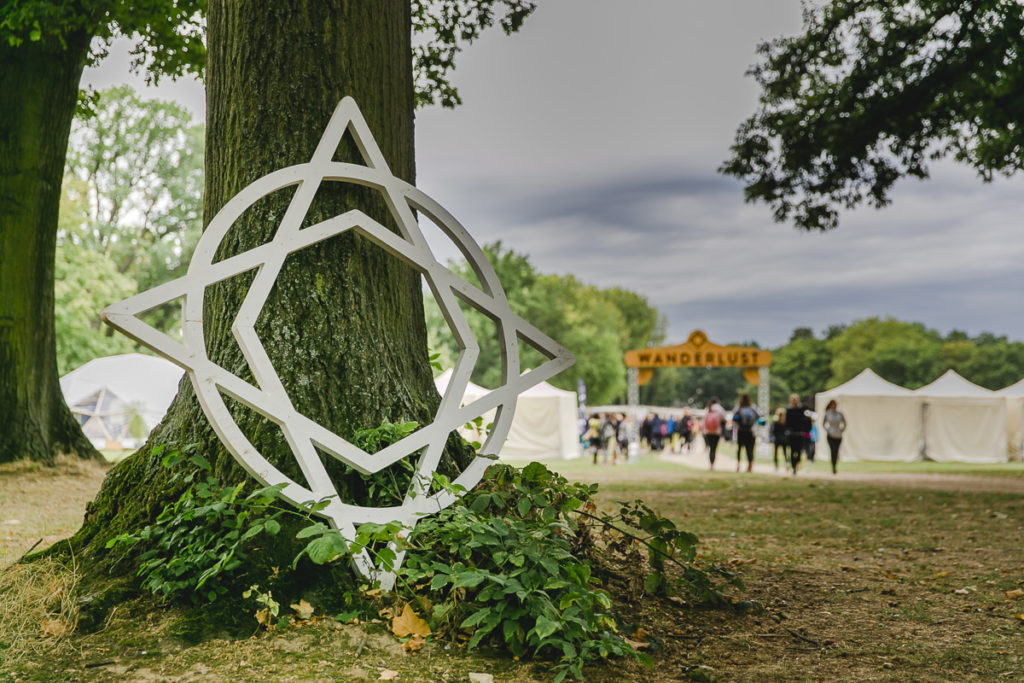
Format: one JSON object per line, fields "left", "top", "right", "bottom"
{"left": 68, "top": 1, "right": 471, "bottom": 601}
{"left": 0, "top": 31, "right": 101, "bottom": 465}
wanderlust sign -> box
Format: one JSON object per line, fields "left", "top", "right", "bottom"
{"left": 624, "top": 330, "right": 771, "bottom": 369}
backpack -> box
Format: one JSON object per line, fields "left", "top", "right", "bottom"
{"left": 737, "top": 406, "right": 757, "bottom": 431}
{"left": 703, "top": 410, "right": 721, "bottom": 433}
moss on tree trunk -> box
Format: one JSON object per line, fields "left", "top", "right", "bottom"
{"left": 0, "top": 30, "right": 102, "bottom": 465}
{"left": 67, "top": 1, "right": 474, "bottom": 605}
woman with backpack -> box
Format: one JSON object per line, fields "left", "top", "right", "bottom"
{"left": 771, "top": 408, "right": 788, "bottom": 470}
{"left": 785, "top": 394, "right": 811, "bottom": 475}
{"left": 703, "top": 397, "right": 726, "bottom": 470}
{"left": 733, "top": 393, "right": 760, "bottom": 472}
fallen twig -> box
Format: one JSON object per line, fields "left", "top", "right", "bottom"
{"left": 786, "top": 628, "right": 820, "bottom": 646}
{"left": 84, "top": 660, "right": 116, "bottom": 669}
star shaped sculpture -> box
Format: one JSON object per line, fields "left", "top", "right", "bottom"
{"left": 102, "top": 97, "right": 574, "bottom": 588}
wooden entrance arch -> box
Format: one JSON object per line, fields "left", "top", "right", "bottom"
{"left": 624, "top": 330, "right": 772, "bottom": 417}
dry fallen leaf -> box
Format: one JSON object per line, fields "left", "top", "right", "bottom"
{"left": 623, "top": 636, "right": 650, "bottom": 650}
{"left": 402, "top": 634, "right": 426, "bottom": 653}
{"left": 391, "top": 603, "right": 431, "bottom": 639}
{"left": 1005, "top": 589, "right": 1023, "bottom": 599}
{"left": 40, "top": 618, "right": 70, "bottom": 638}
{"left": 291, "top": 599, "right": 314, "bottom": 620}
{"left": 255, "top": 607, "right": 273, "bottom": 628}
{"left": 379, "top": 669, "right": 399, "bottom": 680}
{"left": 954, "top": 588, "right": 970, "bottom": 595}
{"left": 633, "top": 627, "right": 651, "bottom": 641}
{"left": 1015, "top": 614, "right": 1024, "bottom": 621}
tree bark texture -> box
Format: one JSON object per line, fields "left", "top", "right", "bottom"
{"left": 69, "top": 1, "right": 472, "bottom": 585}
{"left": 0, "top": 30, "right": 101, "bottom": 465}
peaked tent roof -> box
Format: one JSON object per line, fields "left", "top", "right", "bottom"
{"left": 61, "top": 353, "right": 184, "bottom": 412}
{"left": 520, "top": 378, "right": 575, "bottom": 398}
{"left": 819, "top": 368, "right": 915, "bottom": 397}
{"left": 914, "top": 369, "right": 996, "bottom": 397}
{"left": 996, "top": 378, "right": 1024, "bottom": 397}
{"left": 433, "top": 368, "right": 488, "bottom": 401}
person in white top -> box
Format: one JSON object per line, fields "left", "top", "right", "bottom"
{"left": 822, "top": 399, "right": 847, "bottom": 474}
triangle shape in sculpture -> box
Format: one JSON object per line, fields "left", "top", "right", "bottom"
{"left": 315, "top": 96, "right": 392, "bottom": 172}
{"left": 102, "top": 277, "right": 196, "bottom": 374}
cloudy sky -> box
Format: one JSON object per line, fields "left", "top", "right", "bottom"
{"left": 84, "top": 0, "right": 1024, "bottom": 348}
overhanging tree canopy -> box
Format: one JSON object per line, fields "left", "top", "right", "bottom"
{"left": 720, "top": 0, "right": 1024, "bottom": 231}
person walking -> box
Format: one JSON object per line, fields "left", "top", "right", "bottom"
{"left": 679, "top": 407, "right": 695, "bottom": 454}
{"left": 616, "top": 413, "right": 631, "bottom": 463}
{"left": 785, "top": 394, "right": 810, "bottom": 475}
{"left": 771, "top": 407, "right": 788, "bottom": 471}
{"left": 649, "top": 414, "right": 665, "bottom": 452}
{"left": 601, "top": 414, "right": 619, "bottom": 465}
{"left": 733, "top": 393, "right": 760, "bottom": 472}
{"left": 823, "top": 399, "right": 847, "bottom": 474}
{"left": 586, "top": 413, "right": 603, "bottom": 464}
{"left": 703, "top": 398, "right": 725, "bottom": 470}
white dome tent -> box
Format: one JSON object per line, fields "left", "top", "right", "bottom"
{"left": 434, "top": 368, "right": 580, "bottom": 461}
{"left": 815, "top": 368, "right": 923, "bottom": 462}
{"left": 996, "top": 378, "right": 1024, "bottom": 461}
{"left": 61, "top": 353, "right": 184, "bottom": 449}
{"left": 914, "top": 370, "right": 1007, "bottom": 463}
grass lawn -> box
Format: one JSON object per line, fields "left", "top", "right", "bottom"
{"left": 2, "top": 452, "right": 1023, "bottom": 681}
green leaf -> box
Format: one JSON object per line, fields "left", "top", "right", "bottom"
{"left": 264, "top": 519, "right": 281, "bottom": 536}
{"left": 469, "top": 493, "right": 491, "bottom": 513}
{"left": 460, "top": 607, "right": 492, "bottom": 629}
{"left": 453, "top": 571, "right": 486, "bottom": 589}
{"left": 516, "top": 497, "right": 532, "bottom": 517}
{"left": 532, "top": 614, "right": 560, "bottom": 641}
{"left": 429, "top": 573, "right": 451, "bottom": 591}
{"left": 303, "top": 533, "right": 348, "bottom": 564}
{"left": 296, "top": 522, "right": 330, "bottom": 539}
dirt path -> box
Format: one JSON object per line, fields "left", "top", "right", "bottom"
{"left": 654, "top": 449, "right": 1024, "bottom": 493}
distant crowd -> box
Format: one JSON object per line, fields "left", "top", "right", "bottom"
{"left": 582, "top": 393, "right": 847, "bottom": 475}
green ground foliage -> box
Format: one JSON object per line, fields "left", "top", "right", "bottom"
{"left": 91, "top": 437, "right": 737, "bottom": 682}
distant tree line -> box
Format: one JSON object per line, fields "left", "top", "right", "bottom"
{"left": 641, "top": 318, "right": 1024, "bottom": 411}
{"left": 773, "top": 318, "right": 1024, "bottom": 399}
{"left": 426, "top": 242, "right": 665, "bottom": 406}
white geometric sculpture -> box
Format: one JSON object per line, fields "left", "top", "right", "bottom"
{"left": 102, "top": 97, "right": 574, "bottom": 588}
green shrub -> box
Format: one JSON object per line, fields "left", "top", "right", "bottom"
{"left": 105, "top": 433, "right": 739, "bottom": 682}
{"left": 105, "top": 445, "right": 287, "bottom": 603}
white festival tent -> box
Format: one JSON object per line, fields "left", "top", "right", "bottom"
{"left": 914, "top": 370, "right": 1007, "bottom": 463}
{"left": 60, "top": 353, "right": 185, "bottom": 449}
{"left": 996, "top": 378, "right": 1024, "bottom": 461}
{"left": 815, "top": 368, "right": 923, "bottom": 462}
{"left": 434, "top": 368, "right": 580, "bottom": 461}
